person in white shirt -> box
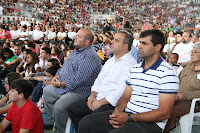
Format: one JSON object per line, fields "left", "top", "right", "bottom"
{"left": 68, "top": 30, "right": 137, "bottom": 132}
{"left": 10, "top": 25, "right": 20, "bottom": 41}
{"left": 18, "top": 25, "right": 29, "bottom": 43}
{"left": 173, "top": 31, "right": 194, "bottom": 67}
{"left": 20, "top": 16, "right": 30, "bottom": 27}
{"left": 33, "top": 25, "right": 44, "bottom": 44}
{"left": 132, "top": 33, "right": 140, "bottom": 49}
{"left": 46, "top": 27, "right": 56, "bottom": 43}
{"left": 67, "top": 28, "right": 77, "bottom": 40}
{"left": 57, "top": 27, "right": 67, "bottom": 43}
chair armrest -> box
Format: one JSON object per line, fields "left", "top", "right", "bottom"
{"left": 189, "top": 98, "right": 200, "bottom": 114}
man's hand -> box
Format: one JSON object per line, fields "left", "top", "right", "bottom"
{"left": 90, "top": 100, "right": 102, "bottom": 111}
{"left": 87, "top": 96, "right": 96, "bottom": 111}
{"left": 109, "top": 110, "right": 128, "bottom": 128}
{"left": 52, "top": 78, "right": 61, "bottom": 87}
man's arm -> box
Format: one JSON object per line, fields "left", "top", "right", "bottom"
{"left": 19, "top": 129, "right": 30, "bottom": 133}
{"left": 0, "top": 118, "right": 11, "bottom": 133}
{"left": 130, "top": 93, "right": 176, "bottom": 122}
{"left": 7, "top": 57, "right": 22, "bottom": 65}
{"left": 114, "top": 85, "right": 132, "bottom": 112}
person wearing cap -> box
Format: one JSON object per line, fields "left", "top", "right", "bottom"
{"left": 164, "top": 43, "right": 200, "bottom": 133}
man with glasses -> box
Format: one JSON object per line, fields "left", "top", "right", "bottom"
{"left": 164, "top": 43, "right": 200, "bottom": 133}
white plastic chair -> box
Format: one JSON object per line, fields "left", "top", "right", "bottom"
{"left": 176, "top": 98, "right": 200, "bottom": 133}
{"left": 65, "top": 117, "right": 72, "bottom": 133}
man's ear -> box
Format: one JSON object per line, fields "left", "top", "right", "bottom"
{"left": 155, "top": 44, "right": 162, "bottom": 52}
{"left": 85, "top": 40, "right": 90, "bottom": 46}
{"left": 19, "top": 93, "right": 24, "bottom": 99}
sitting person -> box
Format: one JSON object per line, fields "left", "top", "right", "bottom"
{"left": 68, "top": 30, "right": 137, "bottom": 132}
{"left": 0, "top": 72, "right": 22, "bottom": 124}
{"left": 168, "top": 53, "right": 183, "bottom": 76}
{"left": 0, "top": 48, "right": 16, "bottom": 79}
{"left": 164, "top": 43, "right": 200, "bottom": 133}
{"left": 0, "top": 79, "right": 44, "bottom": 133}
{"left": 37, "top": 65, "right": 60, "bottom": 113}
{"left": 77, "top": 29, "right": 179, "bottom": 133}
{"left": 22, "top": 52, "right": 41, "bottom": 77}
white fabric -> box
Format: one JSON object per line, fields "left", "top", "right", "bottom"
{"left": 172, "top": 42, "right": 194, "bottom": 63}
{"left": 47, "top": 31, "right": 56, "bottom": 40}
{"left": 57, "top": 32, "right": 67, "bottom": 42}
{"left": 10, "top": 30, "right": 20, "bottom": 40}
{"left": 163, "top": 43, "right": 176, "bottom": 54}
{"left": 132, "top": 39, "right": 140, "bottom": 49}
{"left": 0, "top": 6, "right": 3, "bottom": 15}
{"left": 33, "top": 30, "right": 44, "bottom": 41}
{"left": 24, "top": 63, "right": 40, "bottom": 77}
{"left": 67, "top": 32, "right": 77, "bottom": 40}
{"left": 20, "top": 21, "right": 30, "bottom": 26}
{"left": 91, "top": 52, "right": 137, "bottom": 106}
{"left": 19, "top": 31, "right": 29, "bottom": 41}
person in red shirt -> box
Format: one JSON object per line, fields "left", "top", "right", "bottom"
{"left": 0, "top": 25, "right": 12, "bottom": 46}
{"left": 0, "top": 79, "right": 44, "bottom": 133}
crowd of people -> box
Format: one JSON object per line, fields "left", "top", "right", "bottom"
{"left": 0, "top": 0, "right": 199, "bottom": 133}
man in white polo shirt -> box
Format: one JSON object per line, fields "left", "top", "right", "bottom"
{"left": 78, "top": 29, "right": 179, "bottom": 133}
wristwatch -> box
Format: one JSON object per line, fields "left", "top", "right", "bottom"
{"left": 30, "top": 77, "right": 34, "bottom": 80}
{"left": 127, "top": 112, "right": 134, "bottom": 123}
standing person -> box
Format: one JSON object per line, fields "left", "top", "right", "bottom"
{"left": 78, "top": 29, "right": 179, "bottom": 133}
{"left": 164, "top": 43, "right": 200, "bottom": 133}
{"left": 185, "top": 18, "right": 195, "bottom": 34}
{"left": 0, "top": 79, "right": 44, "bottom": 133}
{"left": 68, "top": 30, "right": 137, "bottom": 132}
{"left": 43, "top": 29, "right": 102, "bottom": 132}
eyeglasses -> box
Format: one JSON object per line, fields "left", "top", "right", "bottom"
{"left": 189, "top": 51, "right": 200, "bottom": 55}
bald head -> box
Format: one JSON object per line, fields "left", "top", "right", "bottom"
{"left": 74, "top": 29, "right": 94, "bottom": 49}
{"left": 81, "top": 29, "right": 94, "bottom": 45}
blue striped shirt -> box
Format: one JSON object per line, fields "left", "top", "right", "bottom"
{"left": 54, "top": 45, "right": 102, "bottom": 97}
{"left": 125, "top": 57, "right": 179, "bottom": 130}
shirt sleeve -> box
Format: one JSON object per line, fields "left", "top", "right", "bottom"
{"left": 159, "top": 69, "right": 179, "bottom": 94}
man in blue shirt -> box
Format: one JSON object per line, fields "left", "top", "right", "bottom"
{"left": 43, "top": 29, "right": 102, "bottom": 133}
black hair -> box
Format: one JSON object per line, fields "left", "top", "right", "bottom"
{"left": 27, "top": 41, "right": 35, "bottom": 49}
{"left": 46, "top": 65, "right": 60, "bottom": 77}
{"left": 5, "top": 72, "right": 23, "bottom": 86}
{"left": 10, "top": 79, "right": 34, "bottom": 99}
{"left": 171, "top": 53, "right": 179, "bottom": 59}
{"left": 52, "top": 46, "right": 60, "bottom": 55}
{"left": 1, "top": 47, "right": 14, "bottom": 59}
{"left": 48, "top": 58, "right": 60, "bottom": 67}
{"left": 14, "top": 43, "right": 22, "bottom": 48}
{"left": 25, "top": 52, "right": 39, "bottom": 72}
{"left": 140, "top": 29, "right": 166, "bottom": 53}
{"left": 42, "top": 47, "right": 51, "bottom": 55}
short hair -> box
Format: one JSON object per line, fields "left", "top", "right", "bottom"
{"left": 171, "top": 53, "right": 179, "bottom": 59}
{"left": 51, "top": 41, "right": 58, "bottom": 47}
{"left": 48, "top": 58, "right": 60, "bottom": 67}
{"left": 10, "top": 79, "right": 34, "bottom": 99}
{"left": 5, "top": 72, "right": 23, "bottom": 86}
{"left": 46, "top": 65, "right": 60, "bottom": 77}
{"left": 118, "top": 29, "right": 134, "bottom": 51}
{"left": 14, "top": 43, "right": 22, "bottom": 48}
{"left": 140, "top": 29, "right": 166, "bottom": 53}
{"left": 42, "top": 47, "right": 51, "bottom": 55}
{"left": 84, "top": 31, "right": 94, "bottom": 44}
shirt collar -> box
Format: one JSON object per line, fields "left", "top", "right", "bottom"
{"left": 75, "top": 45, "right": 91, "bottom": 53}
{"left": 141, "top": 56, "right": 163, "bottom": 73}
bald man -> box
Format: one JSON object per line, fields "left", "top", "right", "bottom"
{"left": 43, "top": 29, "right": 102, "bottom": 133}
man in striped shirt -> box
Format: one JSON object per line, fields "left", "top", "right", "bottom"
{"left": 78, "top": 29, "right": 179, "bottom": 133}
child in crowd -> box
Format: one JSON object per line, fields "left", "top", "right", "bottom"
{"left": 168, "top": 53, "right": 183, "bottom": 76}
{"left": 0, "top": 79, "right": 44, "bottom": 133}
{"left": 37, "top": 65, "right": 60, "bottom": 113}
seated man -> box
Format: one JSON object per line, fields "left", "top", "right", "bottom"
{"left": 68, "top": 30, "right": 137, "bottom": 131}
{"left": 164, "top": 43, "right": 200, "bottom": 133}
{"left": 43, "top": 29, "right": 102, "bottom": 132}
{"left": 0, "top": 79, "right": 44, "bottom": 133}
{"left": 78, "top": 29, "right": 179, "bottom": 133}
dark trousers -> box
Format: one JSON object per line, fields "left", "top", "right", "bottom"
{"left": 31, "top": 81, "right": 43, "bottom": 102}
{"left": 68, "top": 98, "right": 115, "bottom": 132}
{"left": 163, "top": 100, "right": 200, "bottom": 133}
{"left": 78, "top": 110, "right": 162, "bottom": 133}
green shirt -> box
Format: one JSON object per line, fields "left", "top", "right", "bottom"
{"left": 3, "top": 55, "right": 16, "bottom": 71}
